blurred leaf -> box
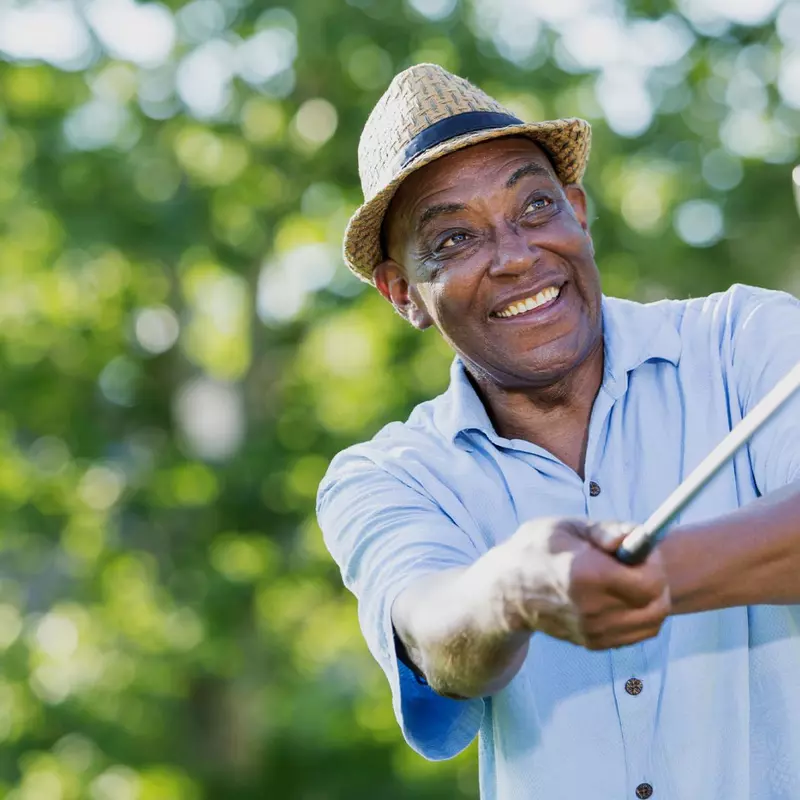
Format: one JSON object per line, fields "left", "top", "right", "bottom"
{"left": 0, "top": 0, "right": 797, "bottom": 797}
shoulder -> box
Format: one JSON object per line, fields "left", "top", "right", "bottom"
{"left": 675, "top": 283, "right": 799, "bottom": 346}
{"left": 601, "top": 284, "right": 798, "bottom": 375}
{"left": 317, "top": 393, "right": 456, "bottom": 508}
{"left": 634, "top": 283, "right": 798, "bottom": 343}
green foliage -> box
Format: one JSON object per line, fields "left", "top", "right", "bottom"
{"left": 0, "top": 0, "right": 797, "bottom": 796}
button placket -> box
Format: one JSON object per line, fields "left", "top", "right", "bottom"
{"left": 581, "top": 346, "right": 657, "bottom": 800}
{"left": 581, "top": 386, "right": 615, "bottom": 511}
{"left": 610, "top": 645, "right": 654, "bottom": 800}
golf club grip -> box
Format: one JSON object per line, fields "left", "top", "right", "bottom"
{"left": 615, "top": 532, "right": 654, "bottom": 565}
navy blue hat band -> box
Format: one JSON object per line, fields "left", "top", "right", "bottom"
{"left": 401, "top": 110, "right": 523, "bottom": 169}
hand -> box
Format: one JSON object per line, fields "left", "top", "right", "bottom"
{"left": 484, "top": 517, "right": 671, "bottom": 650}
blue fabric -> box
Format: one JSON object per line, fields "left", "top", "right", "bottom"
{"left": 316, "top": 284, "right": 800, "bottom": 799}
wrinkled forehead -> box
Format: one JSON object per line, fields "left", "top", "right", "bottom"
{"left": 382, "top": 136, "right": 559, "bottom": 247}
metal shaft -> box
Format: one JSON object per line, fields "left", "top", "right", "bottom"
{"left": 794, "top": 165, "right": 800, "bottom": 215}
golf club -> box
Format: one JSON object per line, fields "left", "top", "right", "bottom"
{"left": 794, "top": 165, "right": 800, "bottom": 215}
{"left": 616, "top": 167, "right": 800, "bottom": 566}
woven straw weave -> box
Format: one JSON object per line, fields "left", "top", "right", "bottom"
{"left": 344, "top": 64, "right": 591, "bottom": 282}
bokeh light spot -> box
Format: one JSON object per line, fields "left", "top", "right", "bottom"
{"left": 174, "top": 378, "right": 244, "bottom": 461}
{"left": 210, "top": 534, "right": 278, "bottom": 583}
{"left": 293, "top": 99, "right": 338, "bottom": 148}
{"left": 78, "top": 465, "right": 126, "bottom": 511}
{"left": 89, "top": 766, "right": 141, "bottom": 800}
{"left": 407, "top": 0, "right": 457, "bottom": 20}
{"left": 702, "top": 150, "right": 744, "bottom": 191}
{"left": 346, "top": 44, "right": 393, "bottom": 90}
{"left": 99, "top": 357, "right": 141, "bottom": 407}
{"left": 86, "top": 0, "right": 176, "bottom": 67}
{"left": 176, "top": 39, "right": 235, "bottom": 119}
{"left": 135, "top": 306, "right": 180, "bottom": 354}
{"left": 34, "top": 613, "right": 79, "bottom": 661}
{"left": 674, "top": 199, "right": 724, "bottom": 247}
{"left": 241, "top": 98, "right": 285, "bottom": 145}
{"left": 0, "top": 0, "right": 93, "bottom": 70}
{"left": 175, "top": 0, "right": 227, "bottom": 44}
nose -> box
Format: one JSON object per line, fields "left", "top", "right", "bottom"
{"left": 489, "top": 224, "right": 539, "bottom": 277}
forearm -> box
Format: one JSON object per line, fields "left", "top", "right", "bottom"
{"left": 661, "top": 481, "right": 800, "bottom": 614}
{"left": 392, "top": 557, "right": 530, "bottom": 699}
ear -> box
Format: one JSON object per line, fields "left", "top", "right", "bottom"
{"left": 564, "top": 184, "right": 590, "bottom": 232}
{"left": 373, "top": 260, "right": 434, "bottom": 330}
{"left": 564, "top": 184, "right": 595, "bottom": 254}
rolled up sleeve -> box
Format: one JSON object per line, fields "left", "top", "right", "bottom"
{"left": 316, "top": 450, "right": 484, "bottom": 760}
{"left": 729, "top": 285, "right": 800, "bottom": 495}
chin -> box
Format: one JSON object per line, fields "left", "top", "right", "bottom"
{"left": 485, "top": 328, "right": 600, "bottom": 387}
{"left": 507, "top": 359, "right": 582, "bottom": 388}
{"left": 453, "top": 293, "right": 602, "bottom": 385}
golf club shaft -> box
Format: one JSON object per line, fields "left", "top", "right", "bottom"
{"left": 793, "top": 165, "right": 800, "bottom": 216}
{"left": 616, "top": 358, "right": 800, "bottom": 565}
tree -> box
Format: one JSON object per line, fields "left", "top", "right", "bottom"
{"left": 0, "top": 0, "right": 797, "bottom": 796}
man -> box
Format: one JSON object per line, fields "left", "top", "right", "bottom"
{"left": 316, "top": 63, "right": 800, "bottom": 799}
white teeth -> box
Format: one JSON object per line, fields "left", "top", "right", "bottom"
{"left": 496, "top": 286, "right": 560, "bottom": 318}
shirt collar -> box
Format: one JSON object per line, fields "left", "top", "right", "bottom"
{"left": 433, "top": 294, "right": 682, "bottom": 443}
{"left": 600, "top": 294, "right": 681, "bottom": 398}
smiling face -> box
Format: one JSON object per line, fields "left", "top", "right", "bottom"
{"left": 374, "top": 137, "right": 603, "bottom": 390}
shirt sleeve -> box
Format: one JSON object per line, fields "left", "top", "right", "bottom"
{"left": 728, "top": 285, "right": 800, "bottom": 495}
{"left": 316, "top": 449, "right": 485, "bottom": 760}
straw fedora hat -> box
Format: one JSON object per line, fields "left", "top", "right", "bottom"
{"left": 343, "top": 63, "right": 592, "bottom": 283}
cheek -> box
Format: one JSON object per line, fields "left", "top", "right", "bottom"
{"left": 549, "top": 219, "right": 592, "bottom": 257}
{"left": 430, "top": 259, "right": 485, "bottom": 306}
{"left": 427, "top": 289, "right": 484, "bottom": 341}
{"left": 430, "top": 285, "right": 465, "bottom": 328}
{"left": 548, "top": 227, "right": 598, "bottom": 284}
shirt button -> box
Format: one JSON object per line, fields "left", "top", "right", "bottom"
{"left": 625, "top": 677, "right": 643, "bottom": 696}
{"left": 589, "top": 481, "right": 601, "bottom": 497}
{"left": 635, "top": 783, "right": 653, "bottom": 799}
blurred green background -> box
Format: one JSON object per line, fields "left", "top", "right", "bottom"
{"left": 0, "top": 0, "right": 798, "bottom": 797}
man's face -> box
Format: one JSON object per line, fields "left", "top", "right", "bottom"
{"left": 375, "top": 137, "right": 603, "bottom": 389}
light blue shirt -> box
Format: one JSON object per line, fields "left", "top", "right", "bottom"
{"left": 316, "top": 284, "right": 800, "bottom": 799}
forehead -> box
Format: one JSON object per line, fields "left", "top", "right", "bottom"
{"left": 386, "top": 137, "right": 557, "bottom": 227}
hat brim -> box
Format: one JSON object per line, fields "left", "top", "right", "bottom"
{"left": 343, "top": 118, "right": 591, "bottom": 283}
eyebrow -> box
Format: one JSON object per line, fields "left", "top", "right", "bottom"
{"left": 417, "top": 202, "right": 467, "bottom": 230}
{"left": 506, "top": 162, "right": 551, "bottom": 188}
{"left": 413, "top": 163, "right": 551, "bottom": 232}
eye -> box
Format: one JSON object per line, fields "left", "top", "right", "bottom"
{"left": 438, "top": 232, "right": 469, "bottom": 250}
{"left": 524, "top": 197, "right": 553, "bottom": 214}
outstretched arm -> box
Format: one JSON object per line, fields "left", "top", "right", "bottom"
{"left": 662, "top": 481, "right": 800, "bottom": 614}
{"left": 393, "top": 564, "right": 530, "bottom": 699}
{"left": 393, "top": 517, "right": 670, "bottom": 699}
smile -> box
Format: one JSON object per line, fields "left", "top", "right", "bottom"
{"left": 493, "top": 285, "right": 562, "bottom": 318}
